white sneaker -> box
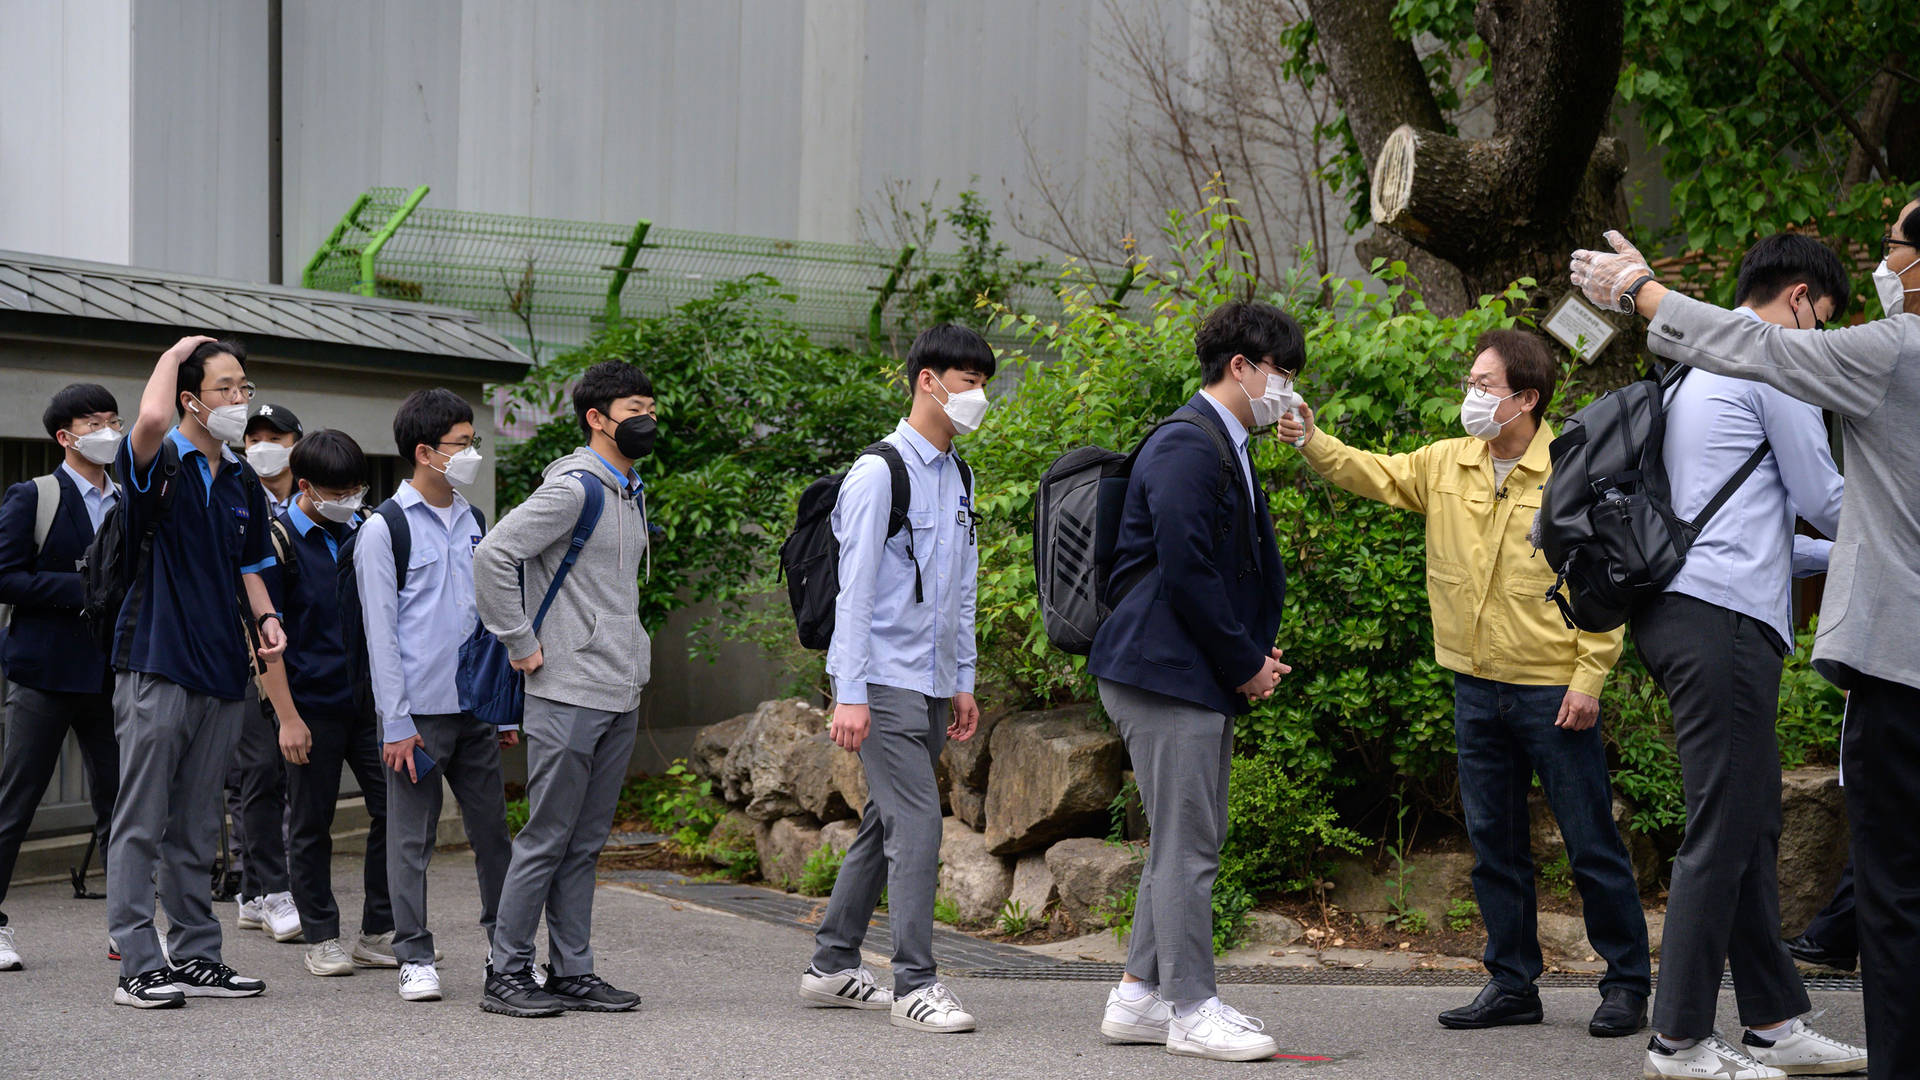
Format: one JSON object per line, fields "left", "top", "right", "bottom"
{"left": 260, "top": 892, "right": 304, "bottom": 943}
{"left": 399, "top": 962, "right": 442, "bottom": 1002}
{"left": 1645, "top": 1034, "right": 1787, "bottom": 1079}
{"left": 799, "top": 965, "right": 893, "bottom": 1010}
{"left": 107, "top": 932, "right": 169, "bottom": 965}
{"left": 1742, "top": 1020, "right": 1868, "bottom": 1076}
{"left": 890, "top": 982, "right": 978, "bottom": 1033}
{"left": 1166, "top": 998, "right": 1279, "bottom": 1062}
{"left": 1101, "top": 984, "right": 1175, "bottom": 1043}
{"left": 236, "top": 896, "right": 266, "bottom": 931}
{"left": 0, "top": 926, "right": 20, "bottom": 971}
{"left": 304, "top": 939, "right": 355, "bottom": 977}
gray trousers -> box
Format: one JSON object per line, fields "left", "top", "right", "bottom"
{"left": 811, "top": 684, "right": 949, "bottom": 995}
{"left": 491, "top": 695, "right": 639, "bottom": 976}
{"left": 386, "top": 712, "right": 513, "bottom": 967}
{"left": 106, "top": 672, "right": 244, "bottom": 976}
{"left": 1098, "top": 678, "right": 1232, "bottom": 1005}
{"left": 1632, "top": 593, "right": 1809, "bottom": 1038}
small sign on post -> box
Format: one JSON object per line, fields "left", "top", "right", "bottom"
{"left": 1542, "top": 292, "right": 1619, "bottom": 361}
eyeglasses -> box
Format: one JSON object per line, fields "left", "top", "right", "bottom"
{"left": 69, "top": 417, "right": 125, "bottom": 434}
{"left": 1880, "top": 235, "right": 1917, "bottom": 260}
{"left": 199, "top": 382, "right": 257, "bottom": 404}
{"left": 436, "top": 435, "right": 483, "bottom": 452}
{"left": 1460, "top": 377, "right": 1513, "bottom": 397}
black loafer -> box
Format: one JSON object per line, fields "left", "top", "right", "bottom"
{"left": 543, "top": 965, "right": 641, "bottom": 1013}
{"left": 1588, "top": 987, "right": 1647, "bottom": 1037}
{"left": 1782, "top": 934, "right": 1856, "bottom": 971}
{"left": 1438, "top": 982, "right": 1543, "bottom": 1029}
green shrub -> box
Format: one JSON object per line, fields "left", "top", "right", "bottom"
{"left": 618, "top": 761, "right": 727, "bottom": 849}
{"left": 1092, "top": 884, "right": 1138, "bottom": 946}
{"left": 1540, "top": 854, "right": 1574, "bottom": 898}
{"left": 1445, "top": 898, "right": 1479, "bottom": 933}
{"left": 504, "top": 796, "right": 529, "bottom": 837}
{"left": 996, "top": 899, "right": 1035, "bottom": 936}
{"left": 1393, "top": 909, "right": 1430, "bottom": 935}
{"left": 797, "top": 845, "right": 845, "bottom": 897}
{"left": 933, "top": 893, "right": 964, "bottom": 927}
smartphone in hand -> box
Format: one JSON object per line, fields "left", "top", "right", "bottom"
{"left": 411, "top": 745, "right": 437, "bottom": 783}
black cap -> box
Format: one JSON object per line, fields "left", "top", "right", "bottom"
{"left": 247, "top": 403, "right": 303, "bottom": 437}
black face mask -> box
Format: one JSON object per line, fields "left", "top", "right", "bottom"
{"left": 613, "top": 414, "right": 657, "bottom": 460}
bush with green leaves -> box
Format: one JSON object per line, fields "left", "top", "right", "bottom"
{"left": 797, "top": 845, "right": 845, "bottom": 898}
{"left": 617, "top": 762, "right": 727, "bottom": 850}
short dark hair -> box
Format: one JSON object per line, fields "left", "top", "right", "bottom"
{"left": 43, "top": 383, "right": 119, "bottom": 439}
{"left": 175, "top": 339, "right": 248, "bottom": 418}
{"left": 572, "top": 360, "right": 654, "bottom": 436}
{"left": 1734, "top": 232, "right": 1851, "bottom": 313}
{"left": 905, "top": 324, "right": 997, "bottom": 394}
{"left": 289, "top": 429, "right": 367, "bottom": 491}
{"left": 392, "top": 388, "right": 474, "bottom": 461}
{"left": 1196, "top": 301, "right": 1306, "bottom": 383}
{"left": 1475, "top": 328, "right": 1556, "bottom": 421}
{"left": 1900, "top": 202, "right": 1920, "bottom": 245}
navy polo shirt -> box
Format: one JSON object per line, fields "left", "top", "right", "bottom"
{"left": 113, "top": 428, "right": 275, "bottom": 701}
{"left": 261, "top": 502, "right": 357, "bottom": 715}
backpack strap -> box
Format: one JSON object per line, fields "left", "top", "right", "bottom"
{"left": 860, "top": 442, "right": 923, "bottom": 603}
{"left": 530, "top": 472, "right": 605, "bottom": 634}
{"left": 1685, "top": 439, "right": 1773, "bottom": 537}
{"left": 30, "top": 474, "right": 60, "bottom": 550}
{"left": 375, "top": 500, "right": 410, "bottom": 592}
{"left": 113, "top": 440, "right": 181, "bottom": 670}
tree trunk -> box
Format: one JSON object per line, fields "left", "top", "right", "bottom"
{"left": 1302, "top": 0, "right": 1445, "bottom": 164}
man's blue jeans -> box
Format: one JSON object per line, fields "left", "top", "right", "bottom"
{"left": 1454, "top": 674, "right": 1651, "bottom": 998}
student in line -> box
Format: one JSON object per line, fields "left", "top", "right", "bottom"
{"left": 356, "top": 388, "right": 514, "bottom": 1005}
{"left": 474, "top": 360, "right": 654, "bottom": 1017}
{"left": 803, "top": 324, "right": 988, "bottom": 1035}
{"left": 0, "top": 383, "right": 126, "bottom": 972}
{"left": 107, "top": 336, "right": 286, "bottom": 1008}
{"left": 1279, "top": 330, "right": 1650, "bottom": 1041}
{"left": 226, "top": 403, "right": 306, "bottom": 943}
{"left": 257, "top": 429, "right": 400, "bottom": 978}
{"left": 1088, "top": 301, "right": 1291, "bottom": 1062}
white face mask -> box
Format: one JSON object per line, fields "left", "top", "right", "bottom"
{"left": 190, "top": 398, "right": 250, "bottom": 443}
{"left": 246, "top": 441, "right": 292, "bottom": 477}
{"left": 1460, "top": 387, "right": 1521, "bottom": 441}
{"left": 932, "top": 379, "right": 990, "bottom": 435}
{"left": 1872, "top": 255, "right": 1920, "bottom": 317}
{"left": 436, "top": 446, "right": 484, "bottom": 488}
{"left": 69, "top": 428, "right": 123, "bottom": 466}
{"left": 1241, "top": 367, "right": 1299, "bottom": 429}
{"left": 311, "top": 488, "right": 365, "bottom": 524}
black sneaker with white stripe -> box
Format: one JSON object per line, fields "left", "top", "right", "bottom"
{"left": 167, "top": 958, "right": 265, "bottom": 998}
{"left": 115, "top": 968, "right": 185, "bottom": 1009}
{"left": 799, "top": 965, "right": 893, "bottom": 1010}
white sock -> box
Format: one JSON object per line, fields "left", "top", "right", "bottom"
{"left": 1748, "top": 1020, "right": 1795, "bottom": 1040}
{"left": 1115, "top": 980, "right": 1155, "bottom": 1001}
{"left": 1175, "top": 996, "right": 1218, "bottom": 1019}
{"left": 1655, "top": 1034, "right": 1698, "bottom": 1052}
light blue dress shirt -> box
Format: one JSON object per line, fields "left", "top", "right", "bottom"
{"left": 59, "top": 462, "right": 116, "bottom": 532}
{"left": 1661, "top": 307, "right": 1845, "bottom": 649}
{"left": 1197, "top": 391, "right": 1258, "bottom": 504}
{"left": 827, "top": 420, "right": 978, "bottom": 706}
{"left": 353, "top": 480, "right": 485, "bottom": 742}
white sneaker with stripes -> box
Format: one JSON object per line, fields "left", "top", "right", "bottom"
{"left": 798, "top": 965, "right": 893, "bottom": 1010}
{"left": 891, "top": 982, "right": 977, "bottom": 1033}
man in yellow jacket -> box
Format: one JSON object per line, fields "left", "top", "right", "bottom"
{"left": 1278, "top": 328, "right": 1650, "bottom": 1039}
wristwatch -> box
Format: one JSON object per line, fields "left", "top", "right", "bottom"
{"left": 1620, "top": 274, "right": 1657, "bottom": 314}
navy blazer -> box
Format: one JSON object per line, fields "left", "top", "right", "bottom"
{"left": 0, "top": 471, "right": 112, "bottom": 694}
{"left": 1088, "top": 394, "right": 1286, "bottom": 717}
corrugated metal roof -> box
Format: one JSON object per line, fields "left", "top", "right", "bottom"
{"left": 0, "top": 250, "right": 531, "bottom": 370}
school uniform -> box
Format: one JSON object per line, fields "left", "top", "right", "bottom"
{"left": 263, "top": 503, "right": 392, "bottom": 945}
{"left": 812, "top": 420, "right": 978, "bottom": 996}
{"left": 0, "top": 465, "right": 120, "bottom": 926}
{"left": 106, "top": 429, "right": 275, "bottom": 978}
{"left": 355, "top": 480, "right": 511, "bottom": 968}
{"left": 1087, "top": 393, "right": 1285, "bottom": 1006}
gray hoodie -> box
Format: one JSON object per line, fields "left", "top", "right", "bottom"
{"left": 473, "top": 447, "right": 651, "bottom": 714}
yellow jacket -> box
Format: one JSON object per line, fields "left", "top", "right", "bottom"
{"left": 1299, "top": 421, "right": 1622, "bottom": 697}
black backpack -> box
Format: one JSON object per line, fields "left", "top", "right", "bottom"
{"left": 1538, "top": 366, "right": 1770, "bottom": 632}
{"left": 335, "top": 498, "right": 486, "bottom": 716}
{"left": 1035, "top": 405, "right": 1253, "bottom": 655}
{"left": 779, "top": 442, "right": 973, "bottom": 651}
{"left": 81, "top": 441, "right": 182, "bottom": 662}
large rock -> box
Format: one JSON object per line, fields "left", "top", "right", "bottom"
{"left": 1244, "top": 910, "right": 1304, "bottom": 947}
{"left": 832, "top": 746, "right": 868, "bottom": 815}
{"left": 942, "top": 707, "right": 1009, "bottom": 790}
{"left": 1007, "top": 852, "right": 1058, "bottom": 917}
{"left": 937, "top": 817, "right": 1015, "bottom": 923}
{"left": 1045, "top": 837, "right": 1144, "bottom": 931}
{"left": 689, "top": 712, "right": 750, "bottom": 784}
{"left": 950, "top": 783, "right": 987, "bottom": 830}
{"left": 786, "top": 733, "right": 855, "bottom": 823}
{"left": 983, "top": 706, "right": 1122, "bottom": 855}
{"left": 1528, "top": 794, "right": 1664, "bottom": 891}
{"left": 754, "top": 815, "right": 824, "bottom": 890}
{"left": 721, "top": 699, "right": 828, "bottom": 821}
{"left": 820, "top": 818, "right": 859, "bottom": 856}
{"left": 1326, "top": 850, "right": 1477, "bottom": 929}
{"left": 1777, "top": 767, "right": 1849, "bottom": 935}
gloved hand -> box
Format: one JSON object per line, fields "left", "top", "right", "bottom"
{"left": 1276, "top": 403, "right": 1315, "bottom": 448}
{"left": 1570, "top": 230, "right": 1655, "bottom": 312}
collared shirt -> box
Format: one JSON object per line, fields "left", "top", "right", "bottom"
{"left": 114, "top": 428, "right": 276, "bottom": 701}
{"left": 59, "top": 462, "right": 117, "bottom": 532}
{"left": 826, "top": 419, "right": 978, "bottom": 705}
{"left": 586, "top": 447, "right": 644, "bottom": 498}
{"left": 264, "top": 502, "right": 357, "bottom": 714}
{"left": 353, "top": 480, "right": 484, "bottom": 741}
{"left": 1660, "top": 307, "right": 1845, "bottom": 651}
{"left": 1197, "top": 391, "right": 1258, "bottom": 504}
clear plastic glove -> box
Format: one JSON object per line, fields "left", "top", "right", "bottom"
{"left": 1569, "top": 230, "right": 1654, "bottom": 312}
